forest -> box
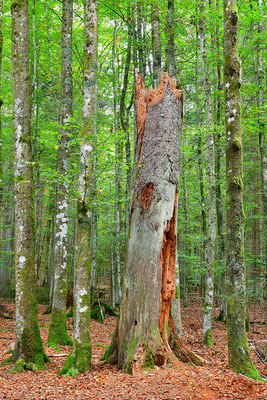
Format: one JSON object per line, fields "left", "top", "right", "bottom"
{"left": 0, "top": 0, "right": 266, "bottom": 399}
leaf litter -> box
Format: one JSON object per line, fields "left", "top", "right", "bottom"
{"left": 0, "top": 300, "right": 266, "bottom": 400}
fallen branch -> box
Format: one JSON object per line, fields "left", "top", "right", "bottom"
{"left": 252, "top": 345, "right": 267, "bottom": 366}
{"left": 48, "top": 354, "right": 68, "bottom": 357}
{"left": 0, "top": 336, "right": 14, "bottom": 340}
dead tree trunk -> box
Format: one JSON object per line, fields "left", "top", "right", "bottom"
{"left": 107, "top": 70, "right": 202, "bottom": 373}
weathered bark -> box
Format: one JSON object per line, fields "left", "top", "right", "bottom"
{"left": 224, "top": 0, "right": 261, "bottom": 380}
{"left": 199, "top": 0, "right": 216, "bottom": 346}
{"left": 11, "top": 0, "right": 48, "bottom": 370}
{"left": 107, "top": 70, "right": 202, "bottom": 373}
{"left": 47, "top": 0, "right": 73, "bottom": 347}
{"left": 151, "top": 2, "right": 161, "bottom": 86}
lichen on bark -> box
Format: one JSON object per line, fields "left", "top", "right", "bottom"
{"left": 59, "top": 0, "right": 97, "bottom": 374}
{"left": 10, "top": 0, "right": 48, "bottom": 370}
{"left": 224, "top": 0, "right": 261, "bottom": 380}
{"left": 47, "top": 0, "right": 73, "bottom": 347}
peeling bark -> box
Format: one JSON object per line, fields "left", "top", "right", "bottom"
{"left": 107, "top": 70, "right": 202, "bottom": 373}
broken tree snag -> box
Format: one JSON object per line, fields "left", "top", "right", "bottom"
{"left": 107, "top": 70, "right": 202, "bottom": 373}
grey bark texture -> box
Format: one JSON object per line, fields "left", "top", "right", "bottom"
{"left": 199, "top": 0, "right": 216, "bottom": 346}
{"left": 47, "top": 0, "right": 73, "bottom": 347}
{"left": 107, "top": 70, "right": 202, "bottom": 373}
{"left": 11, "top": 0, "right": 48, "bottom": 370}
{"left": 112, "top": 21, "right": 122, "bottom": 305}
{"left": 224, "top": 0, "right": 261, "bottom": 380}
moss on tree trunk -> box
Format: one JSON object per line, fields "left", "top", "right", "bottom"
{"left": 224, "top": 0, "right": 261, "bottom": 380}
{"left": 107, "top": 70, "right": 202, "bottom": 373}
{"left": 10, "top": 0, "right": 48, "bottom": 370}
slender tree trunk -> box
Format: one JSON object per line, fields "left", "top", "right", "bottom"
{"left": 136, "top": 2, "right": 146, "bottom": 77}
{"left": 11, "top": 0, "right": 48, "bottom": 370}
{"left": 112, "top": 21, "right": 122, "bottom": 305}
{"left": 31, "top": 0, "right": 42, "bottom": 281}
{"left": 197, "top": 136, "right": 208, "bottom": 271}
{"left": 151, "top": 2, "right": 161, "bottom": 87}
{"left": 213, "top": 0, "right": 226, "bottom": 321}
{"left": 109, "top": 183, "right": 116, "bottom": 308}
{"left": 167, "top": 0, "right": 175, "bottom": 78}
{"left": 195, "top": 23, "right": 208, "bottom": 301}
{"left": 59, "top": 0, "right": 97, "bottom": 374}
{"left": 44, "top": 0, "right": 59, "bottom": 120}
{"left": 224, "top": 0, "right": 260, "bottom": 380}
{"left": 0, "top": 0, "right": 3, "bottom": 209}
{"left": 166, "top": 0, "right": 182, "bottom": 333}
{"left": 181, "top": 172, "right": 189, "bottom": 308}
{"left": 120, "top": 5, "right": 132, "bottom": 241}
{"left": 257, "top": 0, "right": 266, "bottom": 306}
{"left": 90, "top": 129, "right": 98, "bottom": 297}
{"left": 47, "top": 193, "right": 56, "bottom": 303}
{"left": 215, "top": 127, "right": 227, "bottom": 321}
{"left": 250, "top": 155, "right": 263, "bottom": 301}
{"left": 199, "top": 0, "right": 216, "bottom": 346}
{"left": 143, "top": 18, "right": 153, "bottom": 85}
{"left": 173, "top": 232, "right": 182, "bottom": 338}
{"left": 107, "top": 70, "right": 202, "bottom": 373}
{"left": 47, "top": 0, "right": 73, "bottom": 347}
{"left": 0, "top": 0, "right": 3, "bottom": 275}
{"left": 0, "top": 174, "right": 14, "bottom": 296}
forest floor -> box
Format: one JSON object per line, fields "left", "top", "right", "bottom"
{"left": 0, "top": 300, "right": 266, "bottom": 400}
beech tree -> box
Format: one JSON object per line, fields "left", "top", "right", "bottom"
{"left": 47, "top": 0, "right": 73, "bottom": 347}
{"left": 224, "top": 0, "right": 261, "bottom": 379}
{"left": 10, "top": 0, "right": 48, "bottom": 370}
{"left": 199, "top": 0, "right": 217, "bottom": 346}
{"left": 59, "top": 0, "right": 97, "bottom": 375}
{"left": 107, "top": 70, "right": 202, "bottom": 372}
